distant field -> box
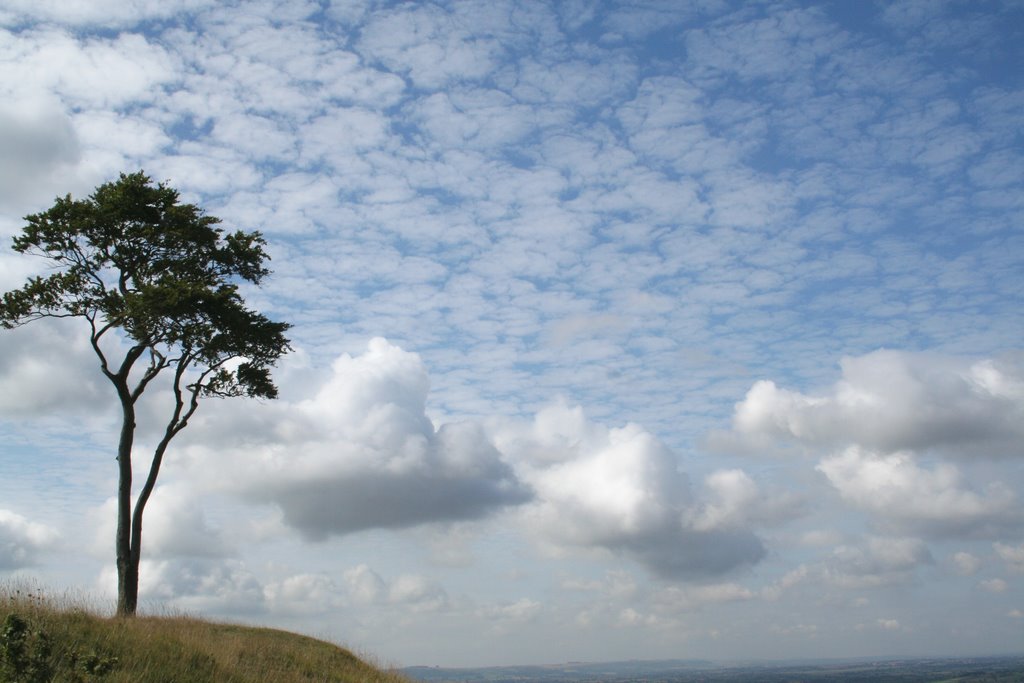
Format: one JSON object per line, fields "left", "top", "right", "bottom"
{"left": 402, "top": 656, "right": 1024, "bottom": 683}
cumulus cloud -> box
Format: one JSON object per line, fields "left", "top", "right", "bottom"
{"left": 92, "top": 486, "right": 231, "bottom": 561}
{"left": 137, "top": 486, "right": 233, "bottom": 559}
{"left": 979, "top": 578, "right": 1008, "bottom": 593}
{"left": 730, "top": 350, "right": 1024, "bottom": 456}
{"left": 179, "top": 342, "right": 786, "bottom": 580}
{"left": 264, "top": 572, "right": 343, "bottom": 616}
{"left": 0, "top": 320, "right": 107, "bottom": 416}
{"left": 951, "top": 551, "right": 982, "bottom": 576}
{"left": 764, "top": 537, "right": 936, "bottom": 596}
{"left": 184, "top": 339, "right": 531, "bottom": 540}
{"left": 875, "top": 618, "right": 902, "bottom": 632}
{"left": 0, "top": 510, "right": 59, "bottom": 570}
{"left": 816, "top": 447, "right": 1020, "bottom": 537}
{"left": 141, "top": 559, "right": 266, "bottom": 614}
{"left": 823, "top": 536, "right": 933, "bottom": 589}
{"left": 97, "top": 555, "right": 451, "bottom": 619}
{"left": 994, "top": 542, "right": 1024, "bottom": 573}
{"left": 341, "top": 564, "right": 449, "bottom": 613}
{"left": 342, "top": 564, "right": 386, "bottom": 605}
{"left": 690, "top": 468, "right": 802, "bottom": 532}
{"left": 491, "top": 404, "right": 772, "bottom": 579}
{"left": 721, "top": 350, "right": 1024, "bottom": 541}
{"left": 0, "top": 101, "right": 80, "bottom": 211}
{"left": 1, "top": 0, "right": 1022, "bottom": 661}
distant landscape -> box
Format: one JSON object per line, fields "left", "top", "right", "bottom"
{"left": 402, "top": 656, "right": 1024, "bottom": 683}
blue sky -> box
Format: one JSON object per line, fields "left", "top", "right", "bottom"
{"left": 1, "top": 0, "right": 1023, "bottom": 668}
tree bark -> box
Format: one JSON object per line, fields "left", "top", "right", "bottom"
{"left": 115, "top": 392, "right": 137, "bottom": 616}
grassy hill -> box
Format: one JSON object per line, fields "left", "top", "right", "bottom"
{"left": 1, "top": 585, "right": 409, "bottom": 683}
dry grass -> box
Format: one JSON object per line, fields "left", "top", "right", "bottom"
{"left": 1, "top": 583, "right": 410, "bottom": 683}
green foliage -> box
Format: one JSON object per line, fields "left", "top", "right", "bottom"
{"left": 1, "top": 611, "right": 117, "bottom": 683}
{"left": 1, "top": 612, "right": 53, "bottom": 683}
{"left": 0, "top": 171, "right": 291, "bottom": 400}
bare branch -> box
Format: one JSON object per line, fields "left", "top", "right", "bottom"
{"left": 88, "top": 316, "right": 115, "bottom": 381}
{"left": 130, "top": 346, "right": 170, "bottom": 403}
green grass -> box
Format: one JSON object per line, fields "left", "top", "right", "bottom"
{"left": 1, "top": 584, "right": 409, "bottom": 683}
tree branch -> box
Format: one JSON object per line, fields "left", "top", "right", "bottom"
{"left": 129, "top": 346, "right": 170, "bottom": 403}
{"left": 129, "top": 351, "right": 203, "bottom": 564}
{"left": 88, "top": 315, "right": 115, "bottom": 381}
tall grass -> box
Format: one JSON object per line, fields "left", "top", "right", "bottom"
{"left": 1, "top": 583, "right": 409, "bottom": 683}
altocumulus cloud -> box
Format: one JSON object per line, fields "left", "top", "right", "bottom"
{"left": 0, "top": 0, "right": 1021, "bottom": 665}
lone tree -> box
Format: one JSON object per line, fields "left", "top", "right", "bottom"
{"left": 0, "top": 172, "right": 291, "bottom": 615}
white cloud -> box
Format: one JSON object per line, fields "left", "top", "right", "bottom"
{"left": 341, "top": 564, "right": 448, "bottom": 613}
{"left": 343, "top": 564, "right": 386, "bottom": 605}
{"left": 951, "top": 551, "right": 982, "bottom": 576}
{"left": 264, "top": 572, "right": 342, "bottom": 616}
{"left": 477, "top": 597, "right": 542, "bottom": 623}
{"left": 492, "top": 404, "right": 769, "bottom": 578}
{"left": 1, "top": 0, "right": 1023, "bottom": 666}
{"left": 823, "top": 536, "right": 933, "bottom": 589}
{"left": 388, "top": 574, "right": 449, "bottom": 613}
{"left": 0, "top": 100, "right": 80, "bottom": 211}
{"left": 73, "top": 110, "right": 170, "bottom": 160}
{"left": 498, "top": 56, "right": 637, "bottom": 108}
{"left": 357, "top": 2, "right": 510, "bottom": 89}
{"left": 137, "top": 559, "right": 266, "bottom": 615}
{"left": 0, "top": 320, "right": 107, "bottom": 417}
{"left": 182, "top": 339, "right": 531, "bottom": 540}
{"left": 731, "top": 350, "right": 1024, "bottom": 456}
{"left": 0, "top": 0, "right": 214, "bottom": 27}
{"left": 690, "top": 468, "right": 802, "bottom": 532}
{"left": 761, "top": 564, "right": 812, "bottom": 601}
{"left": 994, "top": 542, "right": 1024, "bottom": 573}
{"left": 979, "top": 578, "right": 1008, "bottom": 593}
{"left": 178, "top": 344, "right": 782, "bottom": 579}
{"left": 1, "top": 29, "right": 179, "bottom": 109}
{"left": 0, "top": 510, "right": 59, "bottom": 570}
{"left": 407, "top": 89, "right": 542, "bottom": 151}
{"left": 91, "top": 486, "right": 231, "bottom": 562}
{"left": 136, "top": 486, "right": 233, "bottom": 560}
{"left": 301, "top": 108, "right": 391, "bottom": 160}
{"left": 876, "top": 618, "right": 902, "bottom": 632}
{"left": 816, "top": 447, "right": 1019, "bottom": 537}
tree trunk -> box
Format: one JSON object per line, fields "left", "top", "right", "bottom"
{"left": 115, "top": 393, "right": 137, "bottom": 616}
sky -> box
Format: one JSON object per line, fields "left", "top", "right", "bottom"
{"left": 1, "top": 0, "right": 1023, "bottom": 669}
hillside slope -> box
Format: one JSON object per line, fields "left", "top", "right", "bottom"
{"left": 1, "top": 587, "right": 407, "bottom": 683}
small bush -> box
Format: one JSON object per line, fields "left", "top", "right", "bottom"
{"left": 1, "top": 612, "right": 54, "bottom": 683}
{"left": 1, "top": 610, "right": 117, "bottom": 683}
